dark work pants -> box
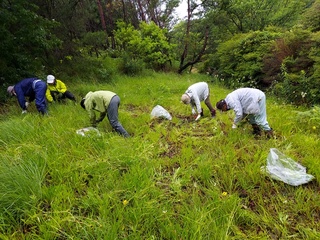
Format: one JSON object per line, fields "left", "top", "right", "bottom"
{"left": 50, "top": 90, "right": 76, "bottom": 102}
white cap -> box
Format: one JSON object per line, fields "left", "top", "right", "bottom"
{"left": 181, "top": 94, "right": 191, "bottom": 104}
{"left": 7, "top": 86, "right": 14, "bottom": 96}
{"left": 47, "top": 75, "right": 55, "bottom": 84}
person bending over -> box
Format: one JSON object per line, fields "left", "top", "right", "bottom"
{"left": 181, "top": 82, "right": 216, "bottom": 121}
{"left": 7, "top": 77, "right": 48, "bottom": 115}
{"left": 216, "top": 88, "right": 273, "bottom": 138}
{"left": 80, "top": 90, "right": 130, "bottom": 138}
{"left": 46, "top": 75, "right": 76, "bottom": 103}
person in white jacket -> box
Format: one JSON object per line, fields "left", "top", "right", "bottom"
{"left": 216, "top": 88, "right": 273, "bottom": 138}
{"left": 181, "top": 82, "right": 216, "bottom": 121}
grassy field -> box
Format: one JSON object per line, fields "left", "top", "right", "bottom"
{"left": 0, "top": 72, "right": 319, "bottom": 239}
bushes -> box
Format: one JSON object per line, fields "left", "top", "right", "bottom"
{"left": 114, "top": 21, "right": 174, "bottom": 71}
{"left": 213, "top": 26, "right": 320, "bottom": 105}
{"left": 118, "top": 53, "right": 145, "bottom": 76}
{"left": 215, "top": 29, "right": 281, "bottom": 88}
{"left": 269, "top": 29, "right": 320, "bottom": 105}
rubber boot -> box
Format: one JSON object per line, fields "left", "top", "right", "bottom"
{"left": 211, "top": 109, "right": 216, "bottom": 118}
{"left": 265, "top": 129, "right": 274, "bottom": 139}
{"left": 252, "top": 124, "right": 261, "bottom": 136}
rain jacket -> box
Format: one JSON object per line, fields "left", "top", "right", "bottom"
{"left": 184, "top": 82, "right": 209, "bottom": 114}
{"left": 46, "top": 79, "right": 68, "bottom": 102}
{"left": 13, "top": 77, "right": 47, "bottom": 114}
{"left": 83, "top": 91, "right": 116, "bottom": 126}
{"left": 225, "top": 88, "right": 271, "bottom": 130}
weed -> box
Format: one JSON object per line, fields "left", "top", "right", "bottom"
{"left": 0, "top": 72, "right": 319, "bottom": 239}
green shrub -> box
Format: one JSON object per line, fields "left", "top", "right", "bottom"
{"left": 272, "top": 59, "right": 320, "bottom": 105}
{"left": 118, "top": 53, "right": 145, "bottom": 76}
{"left": 114, "top": 21, "right": 174, "bottom": 71}
{"left": 81, "top": 31, "right": 108, "bottom": 57}
{"left": 272, "top": 64, "right": 309, "bottom": 105}
{"left": 216, "top": 29, "right": 280, "bottom": 88}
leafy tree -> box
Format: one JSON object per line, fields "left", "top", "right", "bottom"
{"left": 300, "top": 0, "right": 320, "bottom": 32}
{"left": 0, "top": 0, "right": 60, "bottom": 85}
{"left": 215, "top": 28, "right": 281, "bottom": 88}
{"left": 271, "top": 28, "right": 320, "bottom": 105}
{"left": 81, "top": 31, "right": 108, "bottom": 57}
{"left": 262, "top": 27, "right": 313, "bottom": 85}
{"left": 114, "top": 21, "right": 140, "bottom": 51}
{"left": 205, "top": 0, "right": 311, "bottom": 34}
{"left": 114, "top": 21, "right": 174, "bottom": 70}
{"left": 170, "top": 0, "right": 210, "bottom": 73}
{"left": 127, "top": 0, "right": 180, "bottom": 29}
{"left": 32, "top": 0, "right": 98, "bottom": 61}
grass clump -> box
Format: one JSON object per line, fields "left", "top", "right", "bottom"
{"left": 0, "top": 72, "right": 319, "bottom": 239}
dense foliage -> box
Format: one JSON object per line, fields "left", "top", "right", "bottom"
{"left": 2, "top": 0, "right": 320, "bottom": 105}
{"left": 213, "top": 29, "right": 281, "bottom": 88}
{"left": 114, "top": 21, "right": 174, "bottom": 71}
{"left": 0, "top": 0, "right": 60, "bottom": 83}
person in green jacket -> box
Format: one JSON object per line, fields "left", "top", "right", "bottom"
{"left": 46, "top": 75, "right": 76, "bottom": 103}
{"left": 80, "top": 91, "right": 130, "bottom": 138}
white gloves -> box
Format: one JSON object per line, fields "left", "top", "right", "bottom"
{"left": 232, "top": 123, "right": 237, "bottom": 129}
{"left": 195, "top": 114, "right": 201, "bottom": 121}
{"left": 191, "top": 108, "right": 196, "bottom": 115}
{"left": 22, "top": 110, "right": 27, "bottom": 114}
{"left": 25, "top": 102, "right": 30, "bottom": 108}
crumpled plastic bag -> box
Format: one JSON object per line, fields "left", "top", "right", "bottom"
{"left": 261, "top": 148, "right": 314, "bottom": 186}
{"left": 151, "top": 105, "right": 172, "bottom": 120}
{"left": 76, "top": 127, "right": 101, "bottom": 137}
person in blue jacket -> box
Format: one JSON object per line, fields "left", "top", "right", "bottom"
{"left": 7, "top": 77, "right": 48, "bottom": 115}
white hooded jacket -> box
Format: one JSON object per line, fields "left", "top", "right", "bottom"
{"left": 225, "top": 88, "right": 270, "bottom": 130}
{"left": 185, "top": 82, "right": 209, "bottom": 114}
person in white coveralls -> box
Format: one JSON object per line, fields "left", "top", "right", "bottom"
{"left": 216, "top": 88, "right": 273, "bottom": 138}
{"left": 181, "top": 82, "right": 216, "bottom": 121}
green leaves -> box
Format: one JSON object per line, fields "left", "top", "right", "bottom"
{"left": 216, "top": 30, "right": 279, "bottom": 88}
{"left": 0, "top": 0, "right": 60, "bottom": 84}
{"left": 114, "top": 21, "right": 174, "bottom": 71}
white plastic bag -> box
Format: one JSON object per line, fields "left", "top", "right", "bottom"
{"left": 261, "top": 148, "right": 314, "bottom": 186}
{"left": 76, "top": 127, "right": 101, "bottom": 137}
{"left": 151, "top": 105, "right": 172, "bottom": 120}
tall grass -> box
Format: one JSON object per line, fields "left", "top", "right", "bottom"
{"left": 0, "top": 72, "right": 319, "bottom": 239}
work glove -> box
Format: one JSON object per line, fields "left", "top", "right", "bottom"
{"left": 22, "top": 110, "right": 27, "bottom": 114}
{"left": 25, "top": 102, "right": 30, "bottom": 109}
{"left": 191, "top": 108, "right": 196, "bottom": 115}
{"left": 232, "top": 123, "right": 237, "bottom": 129}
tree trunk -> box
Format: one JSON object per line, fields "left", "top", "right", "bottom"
{"left": 178, "top": 26, "right": 209, "bottom": 74}
{"left": 178, "top": 0, "right": 192, "bottom": 73}
{"left": 97, "top": 0, "right": 107, "bottom": 31}
{"left": 137, "top": 0, "right": 146, "bottom": 21}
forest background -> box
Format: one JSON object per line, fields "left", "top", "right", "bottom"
{"left": 2, "top": 0, "right": 320, "bottom": 106}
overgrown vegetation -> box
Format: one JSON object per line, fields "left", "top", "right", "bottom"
{"left": 1, "top": 73, "right": 319, "bottom": 239}
{"left": 2, "top": 0, "right": 319, "bottom": 105}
